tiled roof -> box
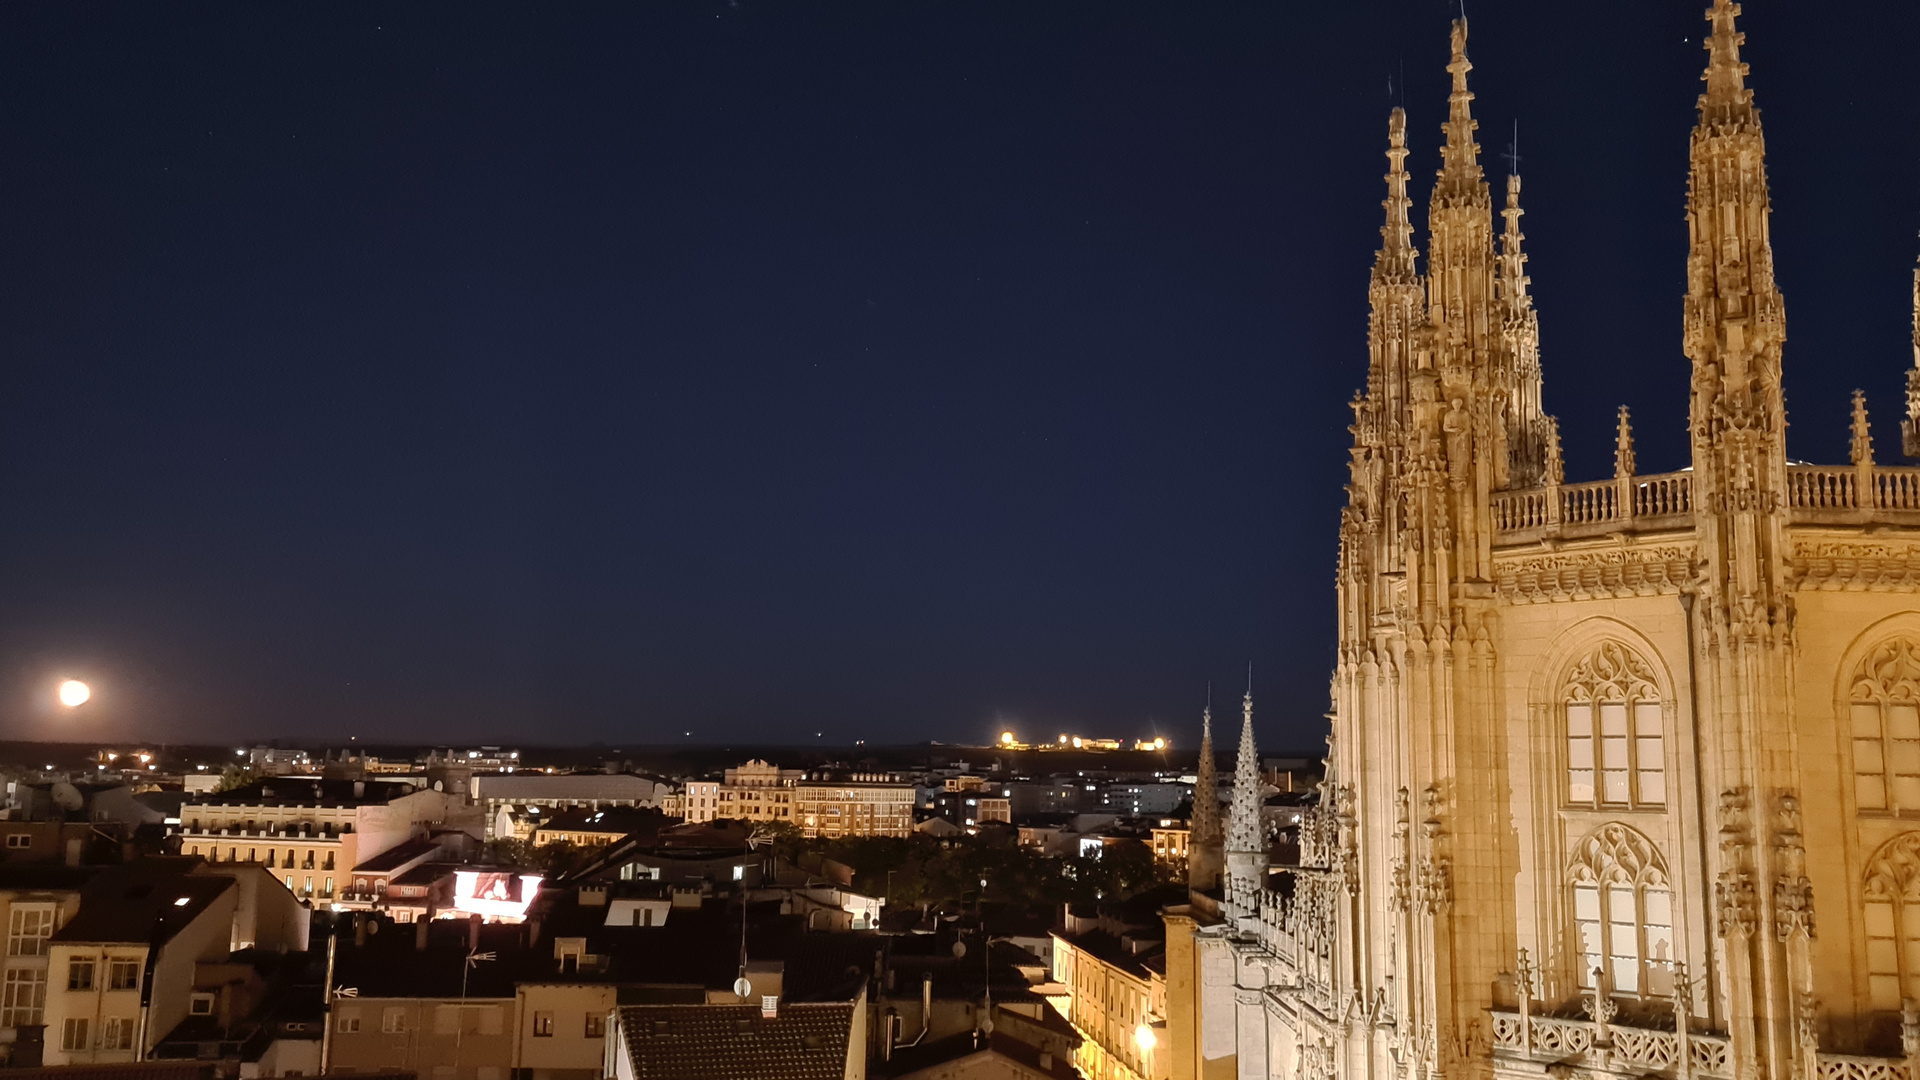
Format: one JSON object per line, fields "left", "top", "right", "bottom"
{"left": 187, "top": 779, "right": 419, "bottom": 807}
{"left": 615, "top": 1002, "right": 854, "bottom": 1080}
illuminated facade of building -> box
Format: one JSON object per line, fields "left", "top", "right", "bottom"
{"left": 661, "top": 760, "right": 913, "bottom": 838}
{"left": 1163, "top": 5, "right": 1920, "bottom": 1078}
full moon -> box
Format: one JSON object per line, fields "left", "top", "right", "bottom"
{"left": 57, "top": 680, "right": 90, "bottom": 708}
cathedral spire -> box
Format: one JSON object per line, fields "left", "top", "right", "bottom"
{"left": 1188, "top": 692, "right": 1224, "bottom": 891}
{"left": 1437, "top": 18, "right": 1482, "bottom": 195}
{"left": 1374, "top": 108, "right": 1418, "bottom": 284}
{"left": 1701, "top": 0, "right": 1756, "bottom": 122}
{"left": 1225, "top": 677, "right": 1262, "bottom": 860}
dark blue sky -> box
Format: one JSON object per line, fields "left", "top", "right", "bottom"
{"left": 1, "top": 1, "right": 1915, "bottom": 747}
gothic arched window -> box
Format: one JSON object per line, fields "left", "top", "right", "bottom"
{"left": 1564, "top": 642, "right": 1666, "bottom": 808}
{"left": 1849, "top": 638, "right": 1920, "bottom": 814}
{"left": 1567, "top": 823, "right": 1674, "bottom": 996}
{"left": 1864, "top": 833, "right": 1920, "bottom": 1011}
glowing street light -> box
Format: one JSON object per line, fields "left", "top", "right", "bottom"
{"left": 1135, "top": 1022, "right": 1159, "bottom": 1053}
{"left": 57, "top": 681, "right": 90, "bottom": 708}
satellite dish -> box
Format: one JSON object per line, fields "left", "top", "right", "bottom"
{"left": 732, "top": 977, "right": 753, "bottom": 999}
{"left": 951, "top": 940, "right": 967, "bottom": 959}
{"left": 50, "top": 782, "right": 84, "bottom": 812}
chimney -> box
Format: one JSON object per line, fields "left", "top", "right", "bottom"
{"left": 415, "top": 917, "right": 429, "bottom": 952}
{"left": 468, "top": 914, "right": 482, "bottom": 950}
{"left": 354, "top": 914, "right": 367, "bottom": 948}
{"left": 353, "top": 781, "right": 365, "bottom": 799}
{"left": 526, "top": 916, "right": 542, "bottom": 948}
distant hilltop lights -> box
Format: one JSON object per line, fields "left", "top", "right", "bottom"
{"left": 997, "top": 730, "right": 1169, "bottom": 752}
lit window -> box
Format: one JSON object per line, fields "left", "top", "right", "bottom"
{"left": 1865, "top": 832, "right": 1920, "bottom": 1010}
{"left": 1568, "top": 823, "right": 1674, "bottom": 997}
{"left": 2, "top": 968, "right": 46, "bottom": 1027}
{"left": 8, "top": 905, "right": 54, "bottom": 957}
{"left": 1849, "top": 639, "right": 1920, "bottom": 813}
{"left": 1564, "top": 642, "right": 1664, "bottom": 808}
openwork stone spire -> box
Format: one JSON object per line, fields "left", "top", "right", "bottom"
{"left": 1375, "top": 108, "right": 1418, "bottom": 286}
{"left": 1225, "top": 683, "right": 1262, "bottom": 860}
{"left": 1188, "top": 697, "right": 1225, "bottom": 891}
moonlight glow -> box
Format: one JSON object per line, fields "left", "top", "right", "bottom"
{"left": 57, "top": 680, "right": 90, "bottom": 708}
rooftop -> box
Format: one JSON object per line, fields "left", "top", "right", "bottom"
{"left": 614, "top": 1001, "right": 856, "bottom": 1080}
{"left": 53, "top": 860, "right": 234, "bottom": 946}
{"left": 187, "top": 779, "right": 420, "bottom": 808}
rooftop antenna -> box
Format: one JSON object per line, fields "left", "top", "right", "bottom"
{"left": 1501, "top": 120, "right": 1521, "bottom": 174}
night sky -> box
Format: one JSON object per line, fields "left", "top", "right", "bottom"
{"left": 2, "top": 2, "right": 1916, "bottom": 748}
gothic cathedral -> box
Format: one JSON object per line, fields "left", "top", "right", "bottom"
{"left": 1164, "top": 5, "right": 1920, "bottom": 1080}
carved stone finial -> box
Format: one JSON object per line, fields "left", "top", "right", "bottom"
{"left": 1902, "top": 998, "right": 1920, "bottom": 1059}
{"left": 1852, "top": 390, "right": 1874, "bottom": 466}
{"left": 1544, "top": 416, "right": 1564, "bottom": 485}
{"left": 1615, "top": 405, "right": 1637, "bottom": 478}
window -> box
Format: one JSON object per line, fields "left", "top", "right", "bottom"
{"left": 108, "top": 960, "right": 141, "bottom": 991}
{"left": 381, "top": 1007, "right": 408, "bottom": 1033}
{"left": 5, "top": 834, "right": 30, "bottom": 849}
{"left": 1850, "top": 638, "right": 1920, "bottom": 813}
{"left": 1564, "top": 642, "right": 1665, "bottom": 808}
{"left": 102, "top": 1017, "right": 134, "bottom": 1051}
{"left": 1865, "top": 832, "right": 1920, "bottom": 1010}
{"left": 2, "top": 968, "right": 46, "bottom": 1027}
{"left": 1568, "top": 823, "right": 1675, "bottom": 996}
{"left": 9, "top": 904, "right": 55, "bottom": 956}
{"left": 533, "top": 1010, "right": 554, "bottom": 1037}
{"left": 336, "top": 1010, "right": 361, "bottom": 1033}
{"left": 190, "top": 994, "right": 214, "bottom": 1016}
{"left": 61, "top": 1017, "right": 89, "bottom": 1051}
{"left": 68, "top": 958, "right": 95, "bottom": 991}
{"left": 585, "top": 1012, "right": 605, "bottom": 1038}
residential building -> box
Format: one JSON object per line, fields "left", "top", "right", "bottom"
{"left": 176, "top": 779, "right": 456, "bottom": 904}
{"left": 1169, "top": 8, "right": 1920, "bottom": 1079}
{"left": 41, "top": 859, "right": 305, "bottom": 1066}
{"left": 530, "top": 808, "right": 666, "bottom": 849}
{"left": 325, "top": 919, "right": 520, "bottom": 1080}
{"left": 1052, "top": 899, "right": 1170, "bottom": 1080}
{"left": 662, "top": 762, "right": 913, "bottom": 839}
{"left": 469, "top": 774, "right": 668, "bottom": 840}
{"left": 794, "top": 773, "right": 913, "bottom": 840}
{"left": 0, "top": 865, "right": 93, "bottom": 1064}
{"left": 1147, "top": 823, "right": 1188, "bottom": 868}
{"left": 928, "top": 779, "right": 1012, "bottom": 833}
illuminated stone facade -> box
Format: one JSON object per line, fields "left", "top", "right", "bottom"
{"left": 1169, "top": 5, "right": 1920, "bottom": 1079}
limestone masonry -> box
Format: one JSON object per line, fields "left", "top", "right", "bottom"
{"left": 1165, "top": 5, "right": 1920, "bottom": 1080}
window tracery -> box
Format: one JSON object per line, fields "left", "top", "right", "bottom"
{"left": 1863, "top": 831, "right": 1920, "bottom": 1010}
{"left": 1562, "top": 641, "right": 1666, "bottom": 808}
{"left": 1849, "top": 637, "right": 1920, "bottom": 814}
{"left": 1566, "top": 822, "right": 1674, "bottom": 996}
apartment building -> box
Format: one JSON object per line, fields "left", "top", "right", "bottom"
{"left": 0, "top": 865, "right": 91, "bottom": 1063}
{"left": 1050, "top": 896, "right": 1174, "bottom": 1080}
{"left": 176, "top": 779, "right": 455, "bottom": 904}
{"left": 662, "top": 761, "right": 912, "bottom": 839}
{"left": 40, "top": 859, "right": 306, "bottom": 1066}
{"left": 325, "top": 920, "right": 519, "bottom": 1080}
{"left": 469, "top": 774, "right": 668, "bottom": 841}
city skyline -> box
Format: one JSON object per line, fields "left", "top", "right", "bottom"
{"left": 1, "top": 0, "right": 1917, "bottom": 745}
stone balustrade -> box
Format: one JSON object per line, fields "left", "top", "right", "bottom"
{"left": 1488, "top": 1008, "right": 1733, "bottom": 1078}
{"left": 1488, "top": 464, "right": 1920, "bottom": 544}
